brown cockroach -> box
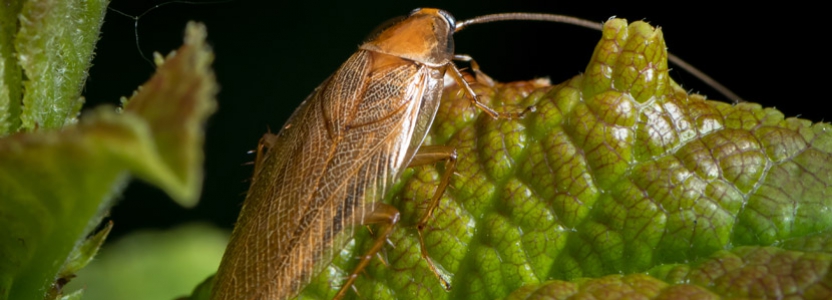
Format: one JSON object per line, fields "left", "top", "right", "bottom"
{"left": 210, "top": 8, "right": 739, "bottom": 300}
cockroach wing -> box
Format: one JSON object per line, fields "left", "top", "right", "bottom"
{"left": 404, "top": 64, "right": 443, "bottom": 166}
{"left": 211, "top": 49, "right": 444, "bottom": 300}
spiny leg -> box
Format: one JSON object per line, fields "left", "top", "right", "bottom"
{"left": 333, "top": 203, "right": 400, "bottom": 300}
{"left": 446, "top": 61, "right": 499, "bottom": 119}
{"left": 407, "top": 145, "right": 458, "bottom": 291}
{"left": 453, "top": 54, "right": 495, "bottom": 86}
{"left": 447, "top": 62, "right": 534, "bottom": 120}
{"left": 362, "top": 226, "right": 391, "bottom": 267}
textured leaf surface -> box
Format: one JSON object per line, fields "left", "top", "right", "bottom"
{"left": 0, "top": 22, "right": 216, "bottom": 300}
{"left": 506, "top": 246, "right": 832, "bottom": 299}
{"left": 15, "top": 0, "right": 108, "bottom": 131}
{"left": 0, "top": 0, "right": 23, "bottom": 135}
{"left": 297, "top": 19, "right": 832, "bottom": 299}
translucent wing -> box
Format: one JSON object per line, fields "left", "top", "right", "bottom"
{"left": 212, "top": 49, "right": 443, "bottom": 300}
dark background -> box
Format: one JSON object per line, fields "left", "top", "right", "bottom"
{"left": 86, "top": 1, "right": 827, "bottom": 240}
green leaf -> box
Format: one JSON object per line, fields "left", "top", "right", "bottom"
{"left": 0, "top": 21, "right": 217, "bottom": 300}
{"left": 295, "top": 19, "right": 832, "bottom": 299}
{"left": 0, "top": 0, "right": 23, "bottom": 135}
{"left": 180, "top": 274, "right": 216, "bottom": 300}
{"left": 15, "top": 0, "right": 108, "bottom": 131}
{"left": 63, "top": 224, "right": 227, "bottom": 300}
{"left": 506, "top": 246, "right": 832, "bottom": 299}
{"left": 41, "top": 221, "right": 112, "bottom": 300}
{"left": 57, "top": 221, "right": 112, "bottom": 280}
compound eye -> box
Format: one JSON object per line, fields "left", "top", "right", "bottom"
{"left": 437, "top": 10, "right": 456, "bottom": 30}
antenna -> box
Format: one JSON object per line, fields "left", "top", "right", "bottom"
{"left": 456, "top": 12, "right": 745, "bottom": 103}
{"left": 107, "top": 0, "right": 234, "bottom": 68}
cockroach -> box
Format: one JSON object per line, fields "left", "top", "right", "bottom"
{"left": 210, "top": 8, "right": 739, "bottom": 300}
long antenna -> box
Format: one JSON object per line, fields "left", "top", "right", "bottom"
{"left": 456, "top": 13, "right": 603, "bottom": 32}
{"left": 107, "top": 0, "right": 234, "bottom": 68}
{"left": 456, "top": 12, "right": 745, "bottom": 103}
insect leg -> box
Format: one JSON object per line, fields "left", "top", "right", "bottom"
{"left": 334, "top": 203, "right": 401, "bottom": 300}
{"left": 453, "top": 54, "right": 495, "bottom": 86}
{"left": 252, "top": 132, "right": 278, "bottom": 178}
{"left": 447, "top": 62, "right": 500, "bottom": 119}
{"left": 407, "top": 145, "right": 458, "bottom": 291}
{"left": 448, "top": 63, "right": 533, "bottom": 120}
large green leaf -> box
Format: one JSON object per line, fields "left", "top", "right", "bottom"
{"left": 0, "top": 15, "right": 217, "bottom": 300}
{"left": 287, "top": 19, "right": 831, "bottom": 299}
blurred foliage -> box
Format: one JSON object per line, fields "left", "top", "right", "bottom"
{"left": 63, "top": 224, "right": 228, "bottom": 300}
{"left": 0, "top": 1, "right": 217, "bottom": 298}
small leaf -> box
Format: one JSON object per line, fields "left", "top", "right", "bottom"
{"left": 58, "top": 221, "right": 113, "bottom": 279}
{"left": 121, "top": 23, "right": 218, "bottom": 207}
{"left": 41, "top": 221, "right": 112, "bottom": 300}
{"left": 15, "top": 0, "right": 108, "bottom": 131}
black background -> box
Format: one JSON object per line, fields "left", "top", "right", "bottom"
{"left": 86, "top": 1, "right": 827, "bottom": 241}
